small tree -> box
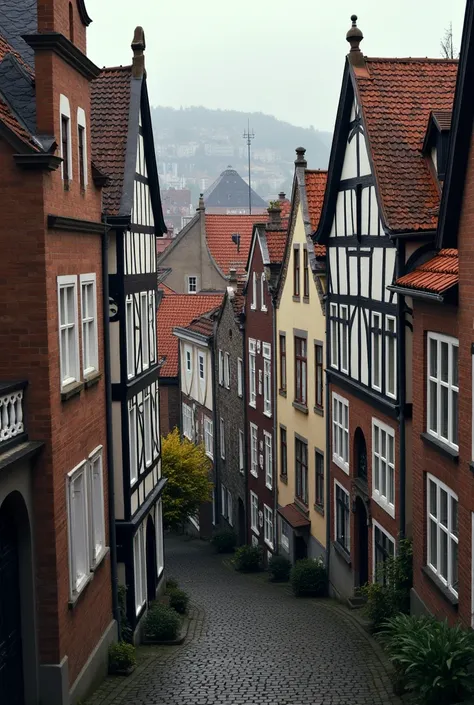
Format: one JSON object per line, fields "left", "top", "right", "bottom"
{"left": 161, "top": 428, "right": 213, "bottom": 530}
{"left": 440, "top": 22, "right": 459, "bottom": 59}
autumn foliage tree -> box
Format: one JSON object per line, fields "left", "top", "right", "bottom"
{"left": 161, "top": 428, "right": 213, "bottom": 530}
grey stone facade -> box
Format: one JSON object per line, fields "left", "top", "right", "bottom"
{"left": 214, "top": 289, "right": 247, "bottom": 544}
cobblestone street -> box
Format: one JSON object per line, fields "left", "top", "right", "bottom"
{"left": 87, "top": 535, "right": 401, "bottom": 705}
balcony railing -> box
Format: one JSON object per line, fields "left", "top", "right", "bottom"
{"left": 0, "top": 381, "right": 27, "bottom": 448}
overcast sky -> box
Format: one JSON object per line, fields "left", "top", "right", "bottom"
{"left": 86, "top": 0, "right": 465, "bottom": 133}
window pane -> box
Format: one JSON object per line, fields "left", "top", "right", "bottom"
{"left": 452, "top": 345, "right": 458, "bottom": 387}
{"left": 381, "top": 459, "right": 387, "bottom": 497}
{"left": 388, "top": 465, "right": 394, "bottom": 505}
{"left": 429, "top": 380, "right": 438, "bottom": 431}
{"left": 452, "top": 389, "right": 458, "bottom": 446}
{"left": 450, "top": 538, "right": 458, "bottom": 591}
{"left": 439, "top": 529, "right": 448, "bottom": 580}
{"left": 440, "top": 385, "right": 449, "bottom": 438}
{"left": 440, "top": 489, "right": 448, "bottom": 527}
{"left": 451, "top": 497, "right": 458, "bottom": 537}
{"left": 429, "top": 338, "right": 438, "bottom": 377}
{"left": 374, "top": 455, "right": 379, "bottom": 491}
{"left": 429, "top": 519, "right": 438, "bottom": 568}
{"left": 429, "top": 480, "right": 437, "bottom": 516}
{"left": 440, "top": 342, "right": 449, "bottom": 382}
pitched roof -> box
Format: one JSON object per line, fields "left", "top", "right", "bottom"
{"left": 266, "top": 230, "right": 289, "bottom": 264}
{"left": 277, "top": 503, "right": 311, "bottom": 529}
{"left": 158, "top": 281, "right": 176, "bottom": 295}
{"left": 182, "top": 310, "right": 219, "bottom": 338}
{"left": 355, "top": 58, "right": 458, "bottom": 233}
{"left": 305, "top": 170, "right": 327, "bottom": 256}
{"left": 157, "top": 292, "right": 223, "bottom": 377}
{"left": 205, "top": 213, "right": 265, "bottom": 276}
{"left": 91, "top": 66, "right": 133, "bottom": 215}
{"left": 395, "top": 248, "right": 458, "bottom": 294}
{"left": 204, "top": 166, "right": 267, "bottom": 209}
{"left": 432, "top": 110, "right": 452, "bottom": 131}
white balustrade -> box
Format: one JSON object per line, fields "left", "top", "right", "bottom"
{"left": 0, "top": 389, "right": 24, "bottom": 442}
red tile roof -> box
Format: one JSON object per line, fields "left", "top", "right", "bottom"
{"left": 266, "top": 230, "right": 288, "bottom": 264}
{"left": 355, "top": 58, "right": 458, "bottom": 233}
{"left": 277, "top": 503, "right": 310, "bottom": 529}
{"left": 305, "top": 170, "right": 327, "bottom": 256}
{"left": 91, "top": 66, "right": 132, "bottom": 215}
{"left": 158, "top": 281, "right": 176, "bottom": 295}
{"left": 205, "top": 214, "right": 265, "bottom": 276}
{"left": 229, "top": 282, "right": 245, "bottom": 318}
{"left": 182, "top": 310, "right": 218, "bottom": 337}
{"left": 395, "top": 249, "right": 458, "bottom": 294}
{"left": 0, "top": 35, "right": 33, "bottom": 76}
{"left": 157, "top": 292, "right": 223, "bottom": 377}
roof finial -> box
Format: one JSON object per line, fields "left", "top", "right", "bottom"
{"left": 295, "top": 147, "right": 307, "bottom": 168}
{"left": 197, "top": 193, "right": 205, "bottom": 211}
{"left": 346, "top": 14, "right": 365, "bottom": 68}
{"left": 131, "top": 26, "right": 146, "bottom": 79}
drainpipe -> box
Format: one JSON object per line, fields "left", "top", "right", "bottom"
{"left": 397, "top": 240, "right": 406, "bottom": 541}
{"left": 102, "top": 217, "right": 121, "bottom": 637}
{"left": 324, "top": 292, "right": 331, "bottom": 574}
{"left": 241, "top": 315, "right": 249, "bottom": 543}
{"left": 272, "top": 290, "right": 278, "bottom": 553}
{"left": 210, "top": 334, "right": 219, "bottom": 525}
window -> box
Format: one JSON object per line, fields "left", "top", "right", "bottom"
{"left": 280, "top": 427, "right": 287, "bottom": 477}
{"left": 89, "top": 447, "right": 105, "bottom": 565}
{"left": 129, "top": 402, "right": 138, "bottom": 484}
{"left": 67, "top": 461, "right": 89, "bottom": 597}
{"left": 427, "top": 333, "right": 458, "bottom": 450}
{"left": 58, "top": 275, "right": 79, "bottom": 387}
{"left": 264, "top": 505, "right": 273, "bottom": 549}
{"left": 250, "top": 491, "right": 259, "bottom": 533}
{"left": 218, "top": 349, "right": 224, "bottom": 385}
{"left": 204, "top": 417, "right": 213, "bottom": 458}
{"left": 251, "top": 272, "right": 257, "bottom": 309}
{"left": 330, "top": 302, "right": 338, "bottom": 368}
{"left": 249, "top": 339, "right": 256, "bottom": 407}
{"left": 315, "top": 342, "right": 323, "bottom": 409}
{"left": 279, "top": 334, "right": 287, "bottom": 391}
{"left": 293, "top": 247, "right": 300, "bottom": 297}
{"left": 60, "top": 93, "right": 72, "bottom": 183}
{"left": 373, "top": 522, "right": 395, "bottom": 585}
{"left": 315, "top": 450, "right": 324, "bottom": 510}
{"left": 133, "top": 523, "right": 146, "bottom": 614}
{"left": 182, "top": 403, "right": 193, "bottom": 440}
{"left": 185, "top": 347, "right": 192, "bottom": 373}
{"left": 329, "top": 303, "right": 349, "bottom": 373}
{"left": 237, "top": 358, "right": 243, "bottom": 397}
{"left": 332, "top": 393, "right": 349, "bottom": 473}
{"left": 295, "top": 437, "right": 308, "bottom": 505}
{"left": 80, "top": 274, "right": 98, "bottom": 376}
{"left": 260, "top": 272, "right": 267, "bottom": 311}
{"left": 77, "top": 107, "right": 88, "bottom": 190}
{"left": 303, "top": 247, "right": 309, "bottom": 298}
{"left": 126, "top": 296, "right": 134, "bottom": 379}
{"left": 250, "top": 423, "right": 258, "bottom": 477}
{"left": 140, "top": 292, "right": 149, "bottom": 371}
{"left": 224, "top": 352, "right": 230, "bottom": 389}
{"left": 340, "top": 305, "right": 349, "bottom": 373}
{"left": 371, "top": 312, "right": 382, "bottom": 392}
{"left": 220, "top": 418, "right": 225, "bottom": 459}
{"left": 187, "top": 275, "right": 197, "bottom": 294}
{"left": 221, "top": 484, "right": 227, "bottom": 518}
{"left": 280, "top": 518, "right": 290, "bottom": 551}
{"left": 385, "top": 316, "right": 397, "bottom": 399}
{"left": 427, "top": 474, "right": 458, "bottom": 597}
{"left": 198, "top": 352, "right": 205, "bottom": 382}
{"left": 239, "top": 429, "right": 244, "bottom": 473}
{"left": 372, "top": 419, "right": 395, "bottom": 517}
{"left": 264, "top": 431, "right": 272, "bottom": 489}
{"left": 144, "top": 393, "right": 152, "bottom": 466}
{"left": 335, "top": 481, "right": 350, "bottom": 553}
{"left": 294, "top": 336, "right": 307, "bottom": 405}
{"left": 227, "top": 489, "right": 233, "bottom": 527}
{"left": 263, "top": 343, "right": 271, "bottom": 415}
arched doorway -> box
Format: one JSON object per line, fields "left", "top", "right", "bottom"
{"left": 238, "top": 498, "right": 246, "bottom": 546}
{"left": 354, "top": 428, "right": 367, "bottom": 482}
{"left": 146, "top": 515, "right": 157, "bottom": 603}
{"left": 0, "top": 495, "right": 25, "bottom": 705}
{"left": 355, "top": 496, "right": 369, "bottom": 587}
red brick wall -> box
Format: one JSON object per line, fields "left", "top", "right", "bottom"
{"left": 37, "top": 0, "right": 87, "bottom": 54}
{"left": 159, "top": 382, "right": 180, "bottom": 436}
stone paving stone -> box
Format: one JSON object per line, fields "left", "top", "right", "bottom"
{"left": 86, "top": 534, "right": 402, "bottom": 705}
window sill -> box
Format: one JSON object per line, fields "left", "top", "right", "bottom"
{"left": 250, "top": 471, "right": 258, "bottom": 479}
{"left": 314, "top": 503, "right": 325, "bottom": 517}
{"left": 292, "top": 400, "right": 308, "bottom": 415}
{"left": 421, "top": 565, "right": 458, "bottom": 608}
{"left": 420, "top": 432, "right": 459, "bottom": 462}
{"left": 332, "top": 455, "right": 349, "bottom": 475}
{"left": 303, "top": 296, "right": 310, "bottom": 304}
{"left": 280, "top": 474, "right": 288, "bottom": 485}
{"left": 91, "top": 546, "right": 110, "bottom": 573}
{"left": 333, "top": 540, "right": 351, "bottom": 565}
{"left": 294, "top": 497, "right": 310, "bottom": 516}
{"left": 251, "top": 527, "right": 260, "bottom": 537}
{"left": 263, "top": 411, "right": 272, "bottom": 419}
{"left": 68, "top": 572, "right": 94, "bottom": 609}
{"left": 206, "top": 452, "right": 213, "bottom": 461}
{"left": 264, "top": 539, "right": 274, "bottom": 550}
{"left": 84, "top": 370, "right": 102, "bottom": 389}
{"left": 313, "top": 405, "right": 324, "bottom": 417}
{"left": 61, "top": 380, "right": 84, "bottom": 402}
{"left": 261, "top": 307, "right": 268, "bottom": 313}
{"left": 279, "top": 389, "right": 287, "bottom": 397}
{"left": 265, "top": 482, "right": 273, "bottom": 491}
{"left": 372, "top": 493, "right": 395, "bottom": 520}
{"left": 292, "top": 295, "right": 300, "bottom": 302}
{"left": 249, "top": 402, "right": 256, "bottom": 409}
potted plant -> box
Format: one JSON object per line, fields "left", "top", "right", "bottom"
{"left": 108, "top": 642, "right": 137, "bottom": 676}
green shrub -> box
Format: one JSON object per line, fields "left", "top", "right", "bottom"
{"left": 379, "top": 614, "right": 474, "bottom": 704}
{"left": 108, "top": 642, "right": 136, "bottom": 673}
{"left": 268, "top": 555, "right": 291, "bottom": 582}
{"left": 290, "top": 558, "right": 327, "bottom": 597}
{"left": 144, "top": 604, "right": 181, "bottom": 641}
{"left": 211, "top": 529, "right": 237, "bottom": 553}
{"left": 165, "top": 577, "right": 179, "bottom": 593}
{"left": 117, "top": 585, "right": 133, "bottom": 643}
{"left": 168, "top": 587, "right": 190, "bottom": 614}
{"left": 233, "top": 544, "right": 262, "bottom": 572}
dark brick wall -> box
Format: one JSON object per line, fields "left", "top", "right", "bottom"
{"left": 159, "top": 379, "right": 180, "bottom": 436}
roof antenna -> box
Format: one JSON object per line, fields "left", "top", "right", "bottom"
{"left": 243, "top": 119, "right": 255, "bottom": 214}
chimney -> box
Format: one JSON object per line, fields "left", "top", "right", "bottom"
{"left": 197, "top": 193, "right": 205, "bottom": 212}
{"left": 266, "top": 203, "right": 282, "bottom": 230}
{"left": 279, "top": 191, "right": 286, "bottom": 201}
{"left": 346, "top": 15, "right": 365, "bottom": 69}
{"left": 229, "top": 268, "right": 238, "bottom": 289}
{"left": 295, "top": 147, "right": 307, "bottom": 168}
{"left": 132, "top": 26, "right": 146, "bottom": 79}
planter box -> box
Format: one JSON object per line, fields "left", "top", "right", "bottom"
{"left": 142, "top": 617, "right": 188, "bottom": 646}
{"left": 109, "top": 664, "right": 136, "bottom": 677}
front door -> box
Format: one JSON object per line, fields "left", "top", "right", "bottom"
{"left": 355, "top": 497, "right": 369, "bottom": 587}
{"left": 0, "top": 502, "right": 24, "bottom": 705}
{"left": 294, "top": 535, "right": 307, "bottom": 562}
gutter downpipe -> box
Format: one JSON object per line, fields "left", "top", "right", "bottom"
{"left": 272, "top": 289, "right": 278, "bottom": 553}
{"left": 324, "top": 292, "right": 331, "bottom": 576}
{"left": 103, "top": 216, "right": 121, "bottom": 637}
{"left": 397, "top": 240, "right": 406, "bottom": 541}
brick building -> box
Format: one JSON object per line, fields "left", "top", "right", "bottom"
{"left": 0, "top": 1, "right": 115, "bottom": 703}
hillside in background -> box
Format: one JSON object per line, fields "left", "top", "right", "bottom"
{"left": 151, "top": 105, "right": 331, "bottom": 204}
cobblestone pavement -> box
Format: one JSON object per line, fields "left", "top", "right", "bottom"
{"left": 87, "top": 534, "right": 401, "bottom": 705}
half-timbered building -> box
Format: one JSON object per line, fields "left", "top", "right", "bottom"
{"left": 91, "top": 28, "right": 168, "bottom": 633}
{"left": 314, "top": 17, "right": 457, "bottom": 599}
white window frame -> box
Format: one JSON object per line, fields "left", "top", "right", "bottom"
{"left": 263, "top": 343, "right": 271, "bottom": 417}
{"left": 239, "top": 429, "right": 244, "bottom": 473}
{"left": 264, "top": 431, "right": 272, "bottom": 489}
{"left": 260, "top": 272, "right": 267, "bottom": 312}
{"left": 77, "top": 106, "right": 88, "bottom": 188}
{"left": 140, "top": 292, "right": 150, "bottom": 371}
{"left": 227, "top": 488, "right": 233, "bottom": 527}
{"left": 250, "top": 491, "right": 259, "bottom": 534}
{"left": 88, "top": 446, "right": 106, "bottom": 567}
{"left": 67, "top": 460, "right": 90, "bottom": 599}
{"left": 198, "top": 351, "right": 205, "bottom": 383}
{"left": 221, "top": 483, "right": 227, "bottom": 518}
{"left": 237, "top": 357, "right": 243, "bottom": 397}
{"left": 371, "top": 311, "right": 382, "bottom": 392}
{"left": 427, "top": 332, "right": 459, "bottom": 451}
{"left": 385, "top": 315, "right": 397, "bottom": 399}
{"left": 187, "top": 275, "right": 197, "bottom": 294}
{"left": 372, "top": 418, "right": 395, "bottom": 518}
{"left": 80, "top": 273, "right": 98, "bottom": 376}
{"left": 220, "top": 417, "right": 225, "bottom": 459}
{"left": 58, "top": 275, "right": 80, "bottom": 388}
{"left": 330, "top": 302, "right": 338, "bottom": 369}
{"left": 249, "top": 338, "right": 256, "bottom": 407}
{"left": 133, "top": 522, "right": 147, "bottom": 614}
{"left": 263, "top": 504, "right": 273, "bottom": 549}
{"left": 144, "top": 392, "right": 152, "bottom": 466}
{"left": 251, "top": 272, "right": 257, "bottom": 309}
{"left": 334, "top": 479, "right": 350, "bottom": 554}
{"left": 340, "top": 304, "right": 349, "bottom": 374}
{"left": 224, "top": 352, "right": 230, "bottom": 389}
{"left": 218, "top": 349, "right": 224, "bottom": 386}
{"left": 59, "top": 94, "right": 72, "bottom": 181}
{"left": 204, "top": 417, "right": 213, "bottom": 458}
{"left": 182, "top": 403, "right": 193, "bottom": 440}
{"left": 155, "top": 499, "right": 165, "bottom": 578}
{"left": 427, "top": 474, "right": 458, "bottom": 597}
{"left": 126, "top": 295, "right": 134, "bottom": 379}
{"left": 250, "top": 422, "right": 258, "bottom": 477}
{"left": 332, "top": 393, "right": 349, "bottom": 474}
{"left": 185, "top": 346, "right": 192, "bottom": 374}
{"left": 372, "top": 520, "right": 395, "bottom": 584}
{"left": 129, "top": 401, "right": 138, "bottom": 485}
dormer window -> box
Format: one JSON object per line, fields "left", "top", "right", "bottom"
{"left": 423, "top": 110, "right": 452, "bottom": 182}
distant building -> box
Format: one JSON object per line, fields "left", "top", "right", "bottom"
{"left": 204, "top": 166, "right": 268, "bottom": 215}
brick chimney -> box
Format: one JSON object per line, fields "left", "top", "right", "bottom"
{"left": 229, "top": 268, "right": 238, "bottom": 290}
{"left": 197, "top": 193, "right": 205, "bottom": 212}
{"left": 132, "top": 26, "right": 146, "bottom": 79}
{"left": 346, "top": 15, "right": 366, "bottom": 70}
{"left": 279, "top": 191, "right": 286, "bottom": 201}
{"left": 266, "top": 203, "right": 282, "bottom": 230}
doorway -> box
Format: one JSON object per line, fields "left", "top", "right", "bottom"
{"left": 294, "top": 535, "right": 308, "bottom": 562}
{"left": 354, "top": 428, "right": 368, "bottom": 482}
{"left": 146, "top": 515, "right": 157, "bottom": 603}
{"left": 355, "top": 496, "right": 369, "bottom": 587}
{"left": 238, "top": 498, "right": 246, "bottom": 546}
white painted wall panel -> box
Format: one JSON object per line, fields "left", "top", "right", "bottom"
{"left": 335, "top": 191, "right": 345, "bottom": 237}
{"left": 350, "top": 306, "right": 359, "bottom": 381}
{"left": 384, "top": 248, "right": 397, "bottom": 302}
{"left": 349, "top": 255, "right": 358, "bottom": 296}
{"left": 371, "top": 248, "right": 384, "bottom": 302}
{"left": 369, "top": 187, "right": 380, "bottom": 236}
{"left": 360, "top": 256, "right": 370, "bottom": 299}
{"left": 361, "top": 186, "right": 369, "bottom": 235}
{"left": 329, "top": 249, "right": 338, "bottom": 293}
{"left": 341, "top": 135, "right": 358, "bottom": 180}
{"left": 338, "top": 249, "right": 348, "bottom": 295}
{"left": 360, "top": 308, "right": 369, "bottom": 386}
{"left": 359, "top": 132, "right": 371, "bottom": 176}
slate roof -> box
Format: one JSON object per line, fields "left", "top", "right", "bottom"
{"left": 305, "top": 170, "right": 327, "bottom": 256}
{"left": 0, "top": 0, "right": 37, "bottom": 68}
{"left": 277, "top": 503, "right": 311, "bottom": 529}
{"left": 204, "top": 166, "right": 267, "bottom": 209}
{"left": 395, "top": 249, "right": 458, "bottom": 294}
{"left": 355, "top": 58, "right": 458, "bottom": 233}
{"left": 205, "top": 213, "right": 265, "bottom": 276}
{"left": 91, "top": 66, "right": 133, "bottom": 216}
{"left": 157, "top": 292, "right": 224, "bottom": 377}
